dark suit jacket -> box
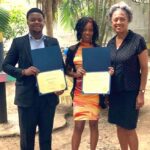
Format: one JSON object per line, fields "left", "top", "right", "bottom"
{"left": 2, "top": 34, "right": 60, "bottom": 107}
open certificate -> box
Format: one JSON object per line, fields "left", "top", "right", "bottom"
{"left": 37, "top": 69, "right": 66, "bottom": 94}
{"left": 83, "top": 72, "right": 110, "bottom": 94}
{"left": 82, "top": 47, "right": 110, "bottom": 94}
{"left": 31, "top": 46, "right": 67, "bottom": 95}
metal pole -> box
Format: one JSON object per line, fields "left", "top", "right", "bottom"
{"left": 0, "top": 32, "right": 7, "bottom": 123}
{"left": 148, "top": 0, "right": 150, "bottom": 56}
{"left": 0, "top": 33, "right": 4, "bottom": 71}
{"left": 0, "top": 82, "right": 7, "bottom": 123}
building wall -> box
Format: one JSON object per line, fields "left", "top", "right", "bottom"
{"left": 116, "top": 0, "right": 150, "bottom": 43}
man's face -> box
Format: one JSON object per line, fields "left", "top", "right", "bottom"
{"left": 27, "top": 12, "right": 45, "bottom": 33}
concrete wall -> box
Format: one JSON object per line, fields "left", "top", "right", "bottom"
{"left": 116, "top": 0, "right": 150, "bottom": 43}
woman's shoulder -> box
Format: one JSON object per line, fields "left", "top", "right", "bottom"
{"left": 128, "top": 30, "right": 145, "bottom": 40}
{"left": 94, "top": 43, "right": 101, "bottom": 47}
{"left": 107, "top": 36, "right": 116, "bottom": 46}
{"left": 66, "top": 43, "right": 80, "bottom": 57}
{"left": 69, "top": 43, "right": 80, "bottom": 51}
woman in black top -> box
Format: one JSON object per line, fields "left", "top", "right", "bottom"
{"left": 107, "top": 2, "right": 148, "bottom": 150}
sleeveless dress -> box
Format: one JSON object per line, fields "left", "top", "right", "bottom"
{"left": 73, "top": 42, "right": 100, "bottom": 120}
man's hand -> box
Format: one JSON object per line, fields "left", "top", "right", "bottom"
{"left": 22, "top": 66, "right": 40, "bottom": 76}
{"left": 108, "top": 67, "right": 114, "bottom": 76}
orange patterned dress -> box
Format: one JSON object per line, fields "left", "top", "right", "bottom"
{"left": 73, "top": 42, "right": 100, "bottom": 120}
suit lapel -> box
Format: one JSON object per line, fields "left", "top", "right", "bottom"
{"left": 44, "top": 36, "right": 49, "bottom": 47}
{"left": 25, "top": 35, "right": 50, "bottom": 65}
{"left": 23, "top": 35, "right": 33, "bottom": 65}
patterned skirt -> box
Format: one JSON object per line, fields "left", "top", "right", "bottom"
{"left": 73, "top": 79, "right": 100, "bottom": 120}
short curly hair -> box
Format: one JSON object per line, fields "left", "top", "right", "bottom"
{"left": 26, "top": 8, "right": 45, "bottom": 19}
{"left": 109, "top": 1, "right": 133, "bottom": 22}
{"left": 75, "top": 17, "right": 99, "bottom": 44}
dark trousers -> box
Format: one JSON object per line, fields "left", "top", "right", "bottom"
{"left": 18, "top": 94, "right": 57, "bottom": 150}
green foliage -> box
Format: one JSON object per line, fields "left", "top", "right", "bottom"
{"left": 59, "top": 0, "right": 94, "bottom": 30}
{"left": 94, "top": 0, "right": 113, "bottom": 45}
{"left": 59, "top": 0, "right": 115, "bottom": 44}
{"left": 3, "top": 8, "right": 27, "bottom": 40}
{"left": 0, "top": 7, "right": 10, "bottom": 32}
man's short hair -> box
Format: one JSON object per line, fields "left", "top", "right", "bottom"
{"left": 26, "top": 8, "right": 45, "bottom": 19}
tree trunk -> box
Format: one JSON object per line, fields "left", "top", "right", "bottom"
{"left": 42, "top": 0, "right": 53, "bottom": 36}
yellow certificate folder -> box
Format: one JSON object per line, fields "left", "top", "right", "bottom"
{"left": 82, "top": 72, "right": 110, "bottom": 94}
{"left": 37, "top": 69, "right": 67, "bottom": 95}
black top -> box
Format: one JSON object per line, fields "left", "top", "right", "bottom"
{"left": 107, "top": 30, "right": 147, "bottom": 92}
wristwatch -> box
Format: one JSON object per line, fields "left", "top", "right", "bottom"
{"left": 139, "top": 89, "right": 145, "bottom": 93}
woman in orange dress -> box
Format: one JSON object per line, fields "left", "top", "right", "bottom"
{"left": 65, "top": 17, "right": 100, "bottom": 150}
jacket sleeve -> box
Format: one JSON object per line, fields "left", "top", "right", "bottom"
{"left": 2, "top": 38, "right": 23, "bottom": 80}
{"left": 65, "top": 47, "right": 76, "bottom": 75}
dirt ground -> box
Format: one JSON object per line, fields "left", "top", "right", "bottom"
{"left": 0, "top": 68, "right": 150, "bottom": 150}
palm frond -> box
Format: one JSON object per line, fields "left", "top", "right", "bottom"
{"left": 59, "top": 0, "right": 94, "bottom": 30}
{"left": 0, "top": 8, "right": 10, "bottom": 32}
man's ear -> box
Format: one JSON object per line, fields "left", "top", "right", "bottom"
{"left": 27, "top": 20, "right": 29, "bottom": 26}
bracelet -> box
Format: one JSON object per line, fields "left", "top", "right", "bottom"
{"left": 139, "top": 89, "right": 145, "bottom": 93}
{"left": 22, "top": 69, "right": 26, "bottom": 76}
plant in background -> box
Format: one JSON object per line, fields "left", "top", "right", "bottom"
{"left": 0, "top": 7, "right": 10, "bottom": 32}
{"left": 59, "top": 0, "right": 92, "bottom": 30}
{"left": 4, "top": 8, "right": 27, "bottom": 40}
{"left": 0, "top": 7, "right": 10, "bottom": 71}
{"left": 94, "top": 0, "right": 116, "bottom": 45}
{"left": 36, "top": 0, "right": 60, "bottom": 36}
{"left": 59, "top": 0, "right": 116, "bottom": 45}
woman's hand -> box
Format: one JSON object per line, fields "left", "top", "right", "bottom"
{"left": 105, "top": 95, "right": 109, "bottom": 107}
{"left": 74, "top": 67, "right": 86, "bottom": 78}
{"left": 136, "top": 92, "right": 145, "bottom": 109}
{"left": 108, "top": 67, "right": 114, "bottom": 76}
{"left": 54, "top": 90, "right": 64, "bottom": 96}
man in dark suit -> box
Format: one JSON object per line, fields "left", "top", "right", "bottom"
{"left": 2, "top": 8, "right": 64, "bottom": 150}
